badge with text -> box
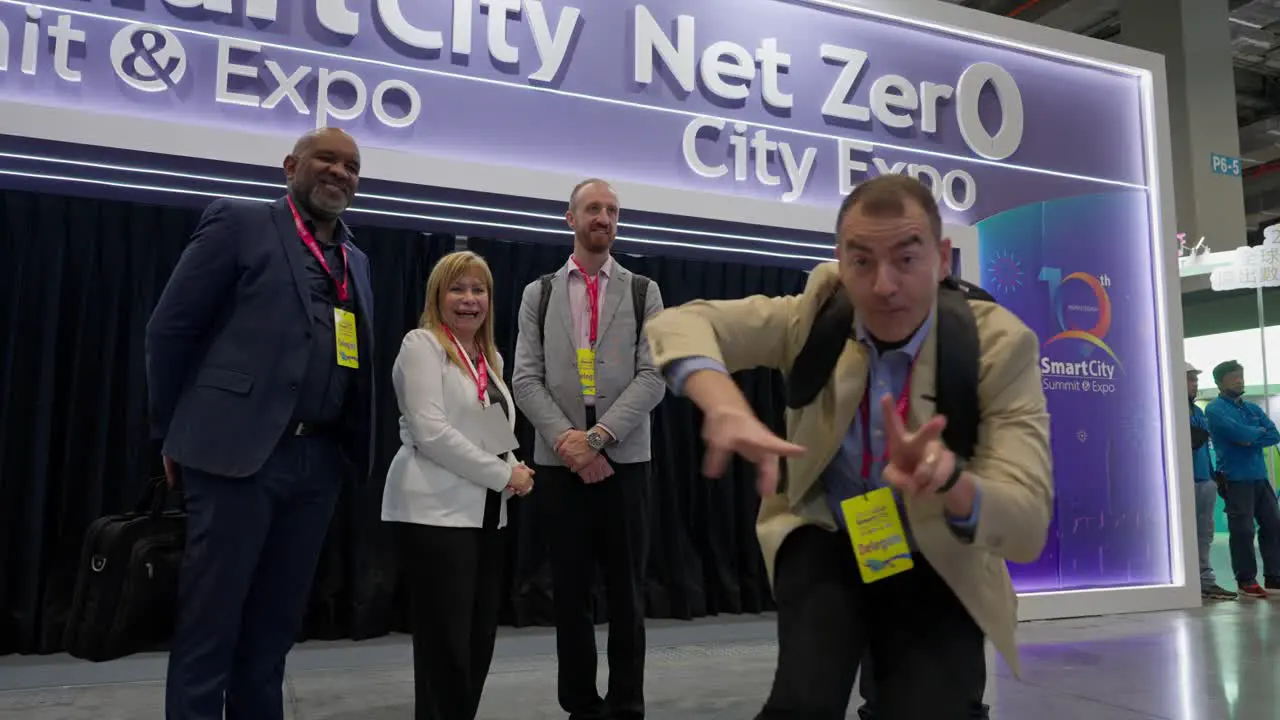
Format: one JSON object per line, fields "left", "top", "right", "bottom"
{"left": 334, "top": 308, "right": 359, "bottom": 369}
{"left": 577, "top": 348, "right": 596, "bottom": 396}
{"left": 841, "top": 488, "right": 913, "bottom": 583}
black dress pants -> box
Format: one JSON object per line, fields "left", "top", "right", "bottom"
{"left": 857, "top": 655, "right": 991, "bottom": 719}
{"left": 541, "top": 458, "right": 650, "bottom": 719}
{"left": 757, "top": 526, "right": 986, "bottom": 720}
{"left": 394, "top": 490, "right": 504, "bottom": 720}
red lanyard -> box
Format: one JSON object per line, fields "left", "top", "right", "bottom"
{"left": 443, "top": 327, "right": 488, "bottom": 404}
{"left": 287, "top": 196, "right": 349, "bottom": 303}
{"left": 571, "top": 258, "right": 601, "bottom": 346}
{"left": 860, "top": 367, "right": 913, "bottom": 481}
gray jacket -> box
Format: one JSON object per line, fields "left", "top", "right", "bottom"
{"left": 512, "top": 259, "right": 666, "bottom": 466}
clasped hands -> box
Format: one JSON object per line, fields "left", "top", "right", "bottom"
{"left": 556, "top": 428, "right": 613, "bottom": 484}
{"left": 507, "top": 462, "right": 535, "bottom": 496}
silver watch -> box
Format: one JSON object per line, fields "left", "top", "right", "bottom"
{"left": 586, "top": 429, "right": 607, "bottom": 451}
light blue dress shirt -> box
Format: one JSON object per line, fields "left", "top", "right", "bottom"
{"left": 663, "top": 314, "right": 982, "bottom": 546}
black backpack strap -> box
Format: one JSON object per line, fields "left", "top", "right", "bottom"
{"left": 631, "top": 274, "right": 649, "bottom": 346}
{"left": 536, "top": 273, "right": 554, "bottom": 343}
{"left": 935, "top": 285, "right": 983, "bottom": 460}
{"left": 785, "top": 287, "right": 853, "bottom": 409}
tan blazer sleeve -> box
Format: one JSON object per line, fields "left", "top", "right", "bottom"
{"left": 645, "top": 263, "right": 839, "bottom": 374}
{"left": 967, "top": 305, "right": 1054, "bottom": 563}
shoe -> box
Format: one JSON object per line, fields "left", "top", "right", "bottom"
{"left": 1238, "top": 582, "right": 1269, "bottom": 598}
{"left": 1202, "top": 584, "right": 1238, "bottom": 600}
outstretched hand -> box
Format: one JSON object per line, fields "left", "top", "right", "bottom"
{"left": 701, "top": 407, "right": 806, "bottom": 496}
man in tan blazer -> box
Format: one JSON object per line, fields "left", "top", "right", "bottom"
{"left": 644, "top": 174, "right": 1052, "bottom": 718}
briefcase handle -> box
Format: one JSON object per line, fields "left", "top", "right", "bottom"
{"left": 134, "top": 476, "right": 183, "bottom": 517}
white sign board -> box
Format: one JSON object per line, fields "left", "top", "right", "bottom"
{"left": 1209, "top": 230, "right": 1280, "bottom": 291}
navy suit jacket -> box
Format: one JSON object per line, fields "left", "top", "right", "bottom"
{"left": 146, "top": 197, "right": 376, "bottom": 480}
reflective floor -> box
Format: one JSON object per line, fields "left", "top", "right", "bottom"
{"left": 1, "top": 538, "right": 1277, "bottom": 719}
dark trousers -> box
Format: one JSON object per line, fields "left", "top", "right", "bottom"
{"left": 756, "top": 526, "right": 986, "bottom": 720}
{"left": 1224, "top": 479, "right": 1280, "bottom": 584}
{"left": 165, "top": 435, "right": 344, "bottom": 720}
{"left": 857, "top": 656, "right": 990, "bottom": 719}
{"left": 393, "top": 489, "right": 504, "bottom": 720}
{"left": 542, "top": 458, "right": 650, "bottom": 719}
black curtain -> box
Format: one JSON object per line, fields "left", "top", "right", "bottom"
{"left": 0, "top": 190, "right": 807, "bottom": 656}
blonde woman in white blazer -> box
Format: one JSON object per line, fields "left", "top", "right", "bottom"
{"left": 381, "top": 250, "right": 534, "bottom": 720}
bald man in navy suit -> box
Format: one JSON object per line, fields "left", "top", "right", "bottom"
{"left": 147, "top": 128, "right": 376, "bottom": 720}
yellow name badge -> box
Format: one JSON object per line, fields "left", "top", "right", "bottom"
{"left": 841, "top": 487, "right": 913, "bottom": 584}
{"left": 577, "top": 348, "right": 596, "bottom": 396}
{"left": 334, "top": 307, "right": 359, "bottom": 369}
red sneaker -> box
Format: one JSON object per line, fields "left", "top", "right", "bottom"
{"left": 1238, "top": 583, "right": 1269, "bottom": 599}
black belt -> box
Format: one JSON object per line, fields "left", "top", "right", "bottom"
{"left": 290, "top": 421, "right": 339, "bottom": 438}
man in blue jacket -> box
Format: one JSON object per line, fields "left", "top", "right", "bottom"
{"left": 1187, "top": 364, "right": 1236, "bottom": 600}
{"left": 1204, "top": 360, "right": 1280, "bottom": 599}
{"left": 147, "top": 128, "right": 376, "bottom": 719}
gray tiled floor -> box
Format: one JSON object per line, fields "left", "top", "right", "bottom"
{"left": 1, "top": 536, "right": 1277, "bottom": 719}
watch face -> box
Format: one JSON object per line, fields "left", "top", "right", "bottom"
{"left": 587, "top": 431, "right": 604, "bottom": 449}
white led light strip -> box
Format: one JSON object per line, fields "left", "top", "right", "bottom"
{"left": 0, "top": 168, "right": 832, "bottom": 263}
{"left": 801, "top": 0, "right": 1145, "bottom": 76}
{"left": 1, "top": 0, "right": 1146, "bottom": 190}
{"left": 1139, "top": 70, "right": 1186, "bottom": 591}
{"left": 0, "top": 152, "right": 834, "bottom": 252}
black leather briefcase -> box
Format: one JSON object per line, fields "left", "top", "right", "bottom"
{"left": 63, "top": 479, "right": 186, "bottom": 662}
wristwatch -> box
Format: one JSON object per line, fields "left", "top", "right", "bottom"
{"left": 937, "top": 456, "right": 966, "bottom": 494}
{"left": 586, "top": 429, "right": 607, "bottom": 452}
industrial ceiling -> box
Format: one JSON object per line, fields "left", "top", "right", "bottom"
{"left": 946, "top": 0, "right": 1279, "bottom": 236}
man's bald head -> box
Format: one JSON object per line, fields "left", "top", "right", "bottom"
{"left": 283, "top": 128, "right": 361, "bottom": 222}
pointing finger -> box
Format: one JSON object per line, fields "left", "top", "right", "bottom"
{"left": 753, "top": 432, "right": 807, "bottom": 460}
{"left": 756, "top": 454, "right": 780, "bottom": 496}
{"left": 703, "top": 446, "right": 732, "bottom": 479}
{"left": 880, "top": 394, "right": 907, "bottom": 441}
{"left": 901, "top": 415, "right": 948, "bottom": 457}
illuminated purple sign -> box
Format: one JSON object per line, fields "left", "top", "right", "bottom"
{"left": 0, "top": 0, "right": 1174, "bottom": 592}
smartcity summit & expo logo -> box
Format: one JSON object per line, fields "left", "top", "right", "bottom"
{"left": 1038, "top": 268, "right": 1122, "bottom": 396}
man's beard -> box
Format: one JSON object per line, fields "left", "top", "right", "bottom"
{"left": 1222, "top": 387, "right": 1244, "bottom": 399}
{"left": 578, "top": 228, "right": 613, "bottom": 252}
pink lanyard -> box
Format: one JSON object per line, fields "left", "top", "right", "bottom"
{"left": 287, "top": 196, "right": 349, "bottom": 303}
{"left": 571, "top": 258, "right": 601, "bottom": 346}
{"left": 443, "top": 327, "right": 488, "bottom": 404}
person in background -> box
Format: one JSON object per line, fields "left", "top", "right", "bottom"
{"left": 147, "top": 128, "right": 376, "bottom": 719}
{"left": 381, "top": 251, "right": 534, "bottom": 720}
{"left": 512, "top": 179, "right": 666, "bottom": 719}
{"left": 1204, "top": 359, "right": 1280, "bottom": 599}
{"left": 1188, "top": 363, "right": 1236, "bottom": 600}
{"left": 643, "top": 175, "right": 1053, "bottom": 718}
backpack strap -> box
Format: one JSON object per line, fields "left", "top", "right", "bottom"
{"left": 540, "top": 271, "right": 650, "bottom": 347}
{"left": 536, "top": 273, "right": 555, "bottom": 343}
{"left": 784, "top": 279, "right": 990, "bottom": 460}
{"left": 631, "top": 274, "right": 650, "bottom": 346}
{"left": 934, "top": 286, "right": 983, "bottom": 460}
{"left": 785, "top": 286, "right": 853, "bottom": 410}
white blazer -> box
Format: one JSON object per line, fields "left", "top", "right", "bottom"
{"left": 381, "top": 329, "right": 519, "bottom": 529}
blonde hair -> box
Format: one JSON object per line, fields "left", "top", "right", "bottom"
{"left": 420, "top": 251, "right": 499, "bottom": 374}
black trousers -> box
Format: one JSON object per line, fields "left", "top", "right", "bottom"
{"left": 394, "top": 490, "right": 505, "bottom": 720}
{"left": 1223, "top": 480, "right": 1280, "bottom": 584}
{"left": 541, "top": 457, "right": 650, "bottom": 719}
{"left": 757, "top": 526, "right": 986, "bottom": 720}
{"left": 165, "top": 435, "right": 344, "bottom": 720}
{"left": 857, "top": 656, "right": 990, "bottom": 719}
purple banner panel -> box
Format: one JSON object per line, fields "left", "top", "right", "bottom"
{"left": 0, "top": 0, "right": 1173, "bottom": 593}
{"left": 0, "top": 0, "right": 1147, "bottom": 223}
